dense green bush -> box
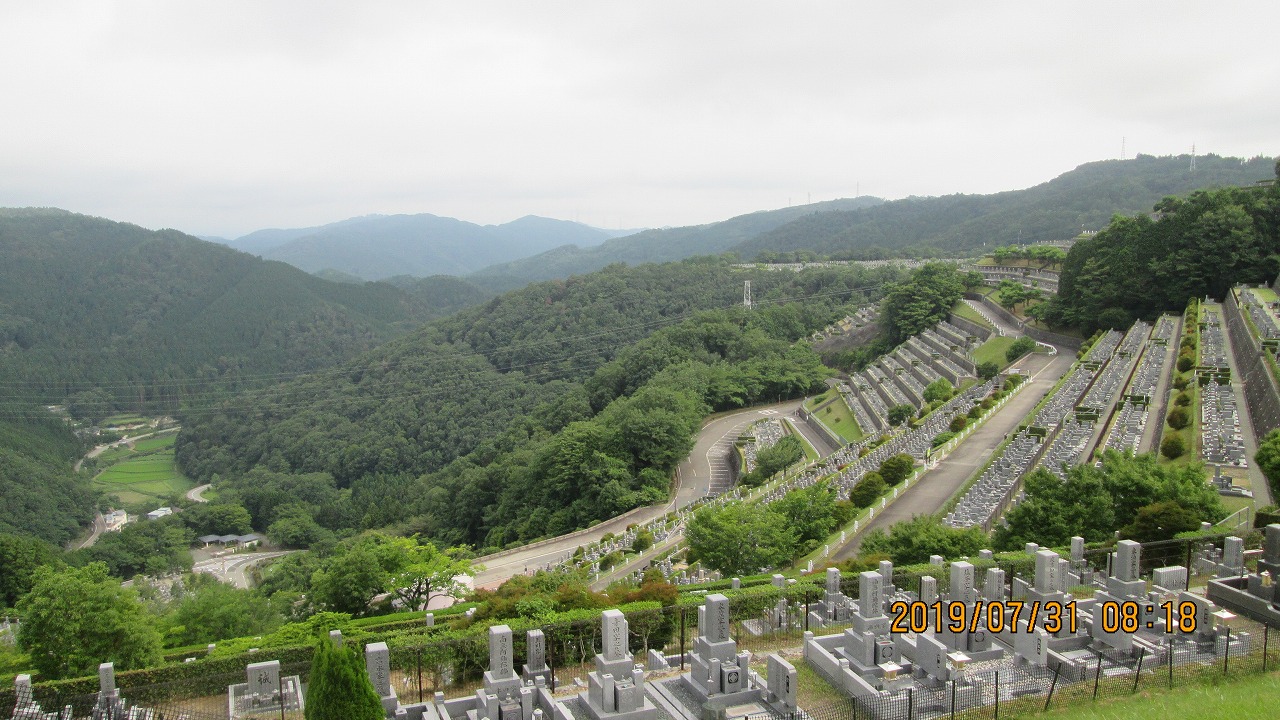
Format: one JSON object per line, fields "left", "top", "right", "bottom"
{"left": 1166, "top": 407, "right": 1191, "bottom": 430}
{"left": 1161, "top": 434, "right": 1186, "bottom": 459}
{"left": 304, "top": 640, "right": 385, "bottom": 720}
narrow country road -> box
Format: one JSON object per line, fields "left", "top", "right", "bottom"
{"left": 186, "top": 484, "right": 212, "bottom": 503}
{"left": 192, "top": 551, "right": 294, "bottom": 589}
{"left": 473, "top": 399, "right": 806, "bottom": 588}
{"left": 833, "top": 348, "right": 1075, "bottom": 559}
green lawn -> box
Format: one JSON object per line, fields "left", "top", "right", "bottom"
{"left": 94, "top": 449, "right": 194, "bottom": 505}
{"left": 1029, "top": 671, "right": 1280, "bottom": 719}
{"left": 972, "top": 335, "right": 1017, "bottom": 368}
{"left": 1248, "top": 286, "right": 1278, "bottom": 303}
{"left": 813, "top": 395, "right": 865, "bottom": 444}
{"left": 131, "top": 432, "right": 177, "bottom": 453}
{"left": 952, "top": 300, "right": 995, "bottom": 329}
{"left": 100, "top": 414, "right": 149, "bottom": 426}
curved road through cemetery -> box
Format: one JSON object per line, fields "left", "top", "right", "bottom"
{"left": 474, "top": 399, "right": 818, "bottom": 588}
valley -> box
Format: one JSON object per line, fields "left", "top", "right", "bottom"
{"left": 2, "top": 158, "right": 1279, "bottom": 720}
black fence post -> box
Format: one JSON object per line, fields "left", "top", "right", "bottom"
{"left": 1264, "top": 624, "right": 1270, "bottom": 673}
{"left": 805, "top": 589, "right": 811, "bottom": 632}
{"left": 278, "top": 671, "right": 286, "bottom": 720}
{"left": 950, "top": 680, "right": 957, "bottom": 720}
{"left": 680, "top": 606, "right": 686, "bottom": 670}
{"left": 1044, "top": 663, "right": 1060, "bottom": 711}
{"left": 907, "top": 686, "right": 913, "bottom": 720}
{"left": 1223, "top": 627, "right": 1231, "bottom": 675}
{"left": 1092, "top": 656, "right": 1102, "bottom": 700}
{"left": 1184, "top": 540, "right": 1193, "bottom": 590}
{"left": 1168, "top": 638, "right": 1175, "bottom": 688}
{"left": 994, "top": 670, "right": 999, "bottom": 720}
{"left": 417, "top": 648, "right": 423, "bottom": 702}
{"left": 1132, "top": 648, "right": 1145, "bottom": 694}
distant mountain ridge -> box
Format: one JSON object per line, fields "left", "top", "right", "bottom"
{"left": 222, "top": 213, "right": 622, "bottom": 280}
{"left": 732, "top": 154, "right": 1277, "bottom": 259}
{"left": 0, "top": 208, "right": 488, "bottom": 410}
{"left": 470, "top": 197, "right": 886, "bottom": 283}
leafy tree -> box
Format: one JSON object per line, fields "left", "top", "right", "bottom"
{"left": 995, "top": 451, "right": 1223, "bottom": 549}
{"left": 1005, "top": 337, "right": 1036, "bottom": 363}
{"left": 741, "top": 435, "right": 805, "bottom": 487}
{"left": 1122, "top": 501, "right": 1201, "bottom": 543}
{"left": 859, "top": 516, "right": 989, "bottom": 566}
{"left": 1177, "top": 356, "right": 1194, "bottom": 373}
{"left": 887, "top": 404, "right": 915, "bottom": 427}
{"left": 1166, "top": 407, "right": 1191, "bottom": 430}
{"left": 849, "top": 472, "right": 887, "bottom": 508}
{"left": 772, "top": 482, "right": 845, "bottom": 548}
{"left": 160, "top": 574, "right": 282, "bottom": 647}
{"left": 1174, "top": 392, "right": 1192, "bottom": 407}
{"left": 16, "top": 563, "right": 162, "bottom": 679}
{"left": 182, "top": 503, "right": 253, "bottom": 536}
{"left": 1161, "top": 435, "right": 1186, "bottom": 459}
{"left": 304, "top": 638, "right": 385, "bottom": 720}
{"left": 976, "top": 361, "right": 1000, "bottom": 380}
{"left": 380, "top": 536, "right": 473, "bottom": 612}
{"left": 878, "top": 454, "right": 915, "bottom": 485}
{"left": 949, "top": 416, "right": 968, "bottom": 433}
{"left": 309, "top": 547, "right": 390, "bottom": 616}
{"left": 686, "top": 502, "right": 797, "bottom": 575}
{"left": 1254, "top": 429, "right": 1280, "bottom": 501}
{"left": 878, "top": 264, "right": 968, "bottom": 344}
{"left": 0, "top": 533, "right": 60, "bottom": 609}
{"left": 923, "top": 379, "right": 954, "bottom": 404}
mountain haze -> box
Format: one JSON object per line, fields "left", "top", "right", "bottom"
{"left": 471, "top": 197, "right": 885, "bottom": 283}
{"left": 226, "top": 214, "right": 619, "bottom": 280}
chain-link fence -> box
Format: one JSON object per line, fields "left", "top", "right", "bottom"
{"left": 2, "top": 533, "right": 1274, "bottom": 719}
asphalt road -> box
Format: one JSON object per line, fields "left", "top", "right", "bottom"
{"left": 473, "top": 399, "right": 805, "bottom": 588}
{"left": 833, "top": 349, "right": 1076, "bottom": 559}
{"left": 193, "top": 551, "right": 294, "bottom": 589}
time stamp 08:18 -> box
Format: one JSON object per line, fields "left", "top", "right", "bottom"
{"left": 888, "top": 600, "right": 1200, "bottom": 635}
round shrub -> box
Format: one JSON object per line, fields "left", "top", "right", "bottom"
{"left": 1175, "top": 392, "right": 1192, "bottom": 407}
{"left": 1166, "top": 407, "right": 1191, "bottom": 430}
{"left": 1176, "top": 356, "right": 1194, "bottom": 373}
{"left": 1161, "top": 434, "right": 1186, "bottom": 460}
{"left": 1173, "top": 375, "right": 1190, "bottom": 391}
{"left": 949, "top": 416, "right": 968, "bottom": 432}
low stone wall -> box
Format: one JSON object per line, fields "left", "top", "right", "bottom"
{"left": 947, "top": 313, "right": 993, "bottom": 341}
{"left": 963, "top": 292, "right": 1084, "bottom": 350}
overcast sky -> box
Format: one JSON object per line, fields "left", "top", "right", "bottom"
{"left": 1, "top": 1, "right": 1276, "bottom": 238}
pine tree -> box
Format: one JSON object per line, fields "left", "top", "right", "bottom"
{"left": 304, "top": 639, "right": 385, "bottom": 720}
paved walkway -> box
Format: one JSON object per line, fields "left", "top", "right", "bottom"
{"left": 833, "top": 349, "right": 1075, "bottom": 559}
{"left": 474, "top": 400, "right": 806, "bottom": 588}
{"left": 1138, "top": 315, "right": 1184, "bottom": 454}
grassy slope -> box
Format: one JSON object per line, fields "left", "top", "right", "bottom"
{"left": 1030, "top": 672, "right": 1280, "bottom": 719}
{"left": 973, "top": 336, "right": 1017, "bottom": 367}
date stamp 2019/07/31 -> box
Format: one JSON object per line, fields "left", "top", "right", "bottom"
{"left": 887, "top": 600, "right": 1200, "bottom": 635}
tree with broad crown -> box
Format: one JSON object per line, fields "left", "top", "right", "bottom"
{"left": 878, "top": 454, "right": 915, "bottom": 485}
{"left": 304, "top": 638, "right": 385, "bottom": 720}
{"left": 887, "top": 404, "right": 915, "bottom": 427}
{"left": 686, "top": 501, "right": 797, "bottom": 575}
{"left": 16, "top": 562, "right": 162, "bottom": 680}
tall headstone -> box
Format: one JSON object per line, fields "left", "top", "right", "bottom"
{"left": 523, "top": 629, "right": 550, "bottom": 685}
{"left": 1114, "top": 540, "right": 1141, "bottom": 582}
{"left": 1223, "top": 536, "right": 1245, "bottom": 571}
{"left": 950, "top": 561, "right": 975, "bottom": 603}
{"left": 366, "top": 641, "right": 400, "bottom": 715}
{"left": 858, "top": 571, "right": 884, "bottom": 618}
{"left": 581, "top": 609, "right": 658, "bottom": 720}
{"left": 765, "top": 654, "right": 798, "bottom": 710}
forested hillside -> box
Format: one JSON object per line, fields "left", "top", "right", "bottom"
{"left": 470, "top": 197, "right": 884, "bottom": 283}
{"left": 1042, "top": 160, "right": 1280, "bottom": 333}
{"left": 733, "top": 155, "right": 1274, "bottom": 259}
{"left": 0, "top": 209, "right": 473, "bottom": 414}
{"left": 177, "top": 259, "right": 903, "bottom": 549}
{"left": 234, "top": 214, "right": 617, "bottom": 280}
{"left": 0, "top": 410, "right": 92, "bottom": 545}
